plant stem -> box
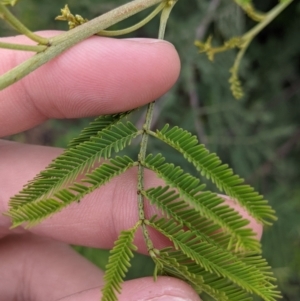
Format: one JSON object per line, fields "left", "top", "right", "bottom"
{"left": 137, "top": 0, "right": 177, "bottom": 254}
{"left": 0, "top": 0, "right": 164, "bottom": 91}
{"left": 0, "top": 41, "right": 47, "bottom": 52}
{"left": 230, "top": 0, "right": 293, "bottom": 92}
{"left": 98, "top": 2, "right": 165, "bottom": 37}
{"left": 0, "top": 3, "right": 49, "bottom": 45}
{"left": 242, "top": 0, "right": 293, "bottom": 42}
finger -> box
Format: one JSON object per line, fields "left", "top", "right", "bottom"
{"left": 0, "top": 233, "right": 103, "bottom": 301}
{"left": 0, "top": 140, "right": 263, "bottom": 249}
{"left": 0, "top": 235, "right": 199, "bottom": 301}
{"left": 0, "top": 31, "right": 181, "bottom": 136}
{"left": 59, "top": 278, "right": 201, "bottom": 301}
{"left": 0, "top": 233, "right": 201, "bottom": 301}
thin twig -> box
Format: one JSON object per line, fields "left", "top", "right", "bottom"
{"left": 0, "top": 3, "right": 49, "bottom": 44}
{"left": 137, "top": 0, "right": 176, "bottom": 255}
{"left": 0, "top": 0, "right": 164, "bottom": 91}
{"left": 0, "top": 41, "right": 47, "bottom": 52}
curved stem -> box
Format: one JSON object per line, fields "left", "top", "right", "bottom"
{"left": 242, "top": 0, "right": 293, "bottom": 41}
{"left": 0, "top": 0, "right": 164, "bottom": 91}
{"left": 97, "top": 2, "right": 165, "bottom": 37}
{"left": 137, "top": 0, "right": 177, "bottom": 254}
{"left": 158, "top": 0, "right": 177, "bottom": 40}
{"left": 229, "top": 0, "right": 293, "bottom": 99}
{"left": 0, "top": 3, "right": 49, "bottom": 45}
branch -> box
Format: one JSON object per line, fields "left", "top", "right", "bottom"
{"left": 0, "top": 3, "right": 49, "bottom": 44}
{"left": 0, "top": 0, "right": 164, "bottom": 91}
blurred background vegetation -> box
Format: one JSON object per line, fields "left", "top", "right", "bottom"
{"left": 1, "top": 0, "right": 300, "bottom": 300}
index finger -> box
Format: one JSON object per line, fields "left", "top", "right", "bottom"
{"left": 0, "top": 31, "right": 180, "bottom": 136}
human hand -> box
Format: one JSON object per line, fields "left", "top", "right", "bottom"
{"left": 0, "top": 32, "right": 262, "bottom": 301}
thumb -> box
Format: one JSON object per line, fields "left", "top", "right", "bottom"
{"left": 59, "top": 277, "right": 201, "bottom": 301}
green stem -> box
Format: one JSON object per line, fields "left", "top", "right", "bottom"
{"left": 137, "top": 0, "right": 177, "bottom": 254}
{"left": 0, "top": 0, "right": 164, "bottom": 91}
{"left": 230, "top": 0, "right": 293, "bottom": 95}
{"left": 0, "top": 41, "right": 47, "bottom": 52}
{"left": 231, "top": 39, "right": 250, "bottom": 77}
{"left": 98, "top": 2, "right": 165, "bottom": 37}
{"left": 0, "top": 3, "right": 49, "bottom": 45}
{"left": 242, "top": 0, "right": 293, "bottom": 42}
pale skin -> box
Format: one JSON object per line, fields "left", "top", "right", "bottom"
{"left": 0, "top": 32, "right": 262, "bottom": 301}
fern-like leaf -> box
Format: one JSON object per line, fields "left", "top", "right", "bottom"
{"left": 101, "top": 226, "right": 138, "bottom": 301}
{"left": 143, "top": 186, "right": 259, "bottom": 252}
{"left": 9, "top": 121, "right": 139, "bottom": 209}
{"left": 149, "top": 125, "right": 276, "bottom": 225}
{"left": 68, "top": 111, "right": 133, "bottom": 148}
{"left": 159, "top": 249, "right": 255, "bottom": 301}
{"left": 158, "top": 249, "right": 250, "bottom": 301}
{"left": 5, "top": 156, "right": 136, "bottom": 227}
{"left": 143, "top": 154, "right": 260, "bottom": 252}
{"left": 147, "top": 217, "right": 279, "bottom": 301}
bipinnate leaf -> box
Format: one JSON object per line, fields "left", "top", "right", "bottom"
{"left": 150, "top": 125, "right": 277, "bottom": 225}
{"left": 143, "top": 186, "right": 256, "bottom": 252}
{"left": 158, "top": 249, "right": 254, "bottom": 301}
{"left": 148, "top": 217, "right": 280, "bottom": 301}
{"left": 5, "top": 156, "right": 136, "bottom": 227}
{"left": 143, "top": 154, "right": 260, "bottom": 252}
{"left": 9, "top": 121, "right": 139, "bottom": 209}
{"left": 101, "top": 226, "right": 138, "bottom": 301}
{"left": 2, "top": 1, "right": 283, "bottom": 300}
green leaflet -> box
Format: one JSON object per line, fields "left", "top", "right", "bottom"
{"left": 158, "top": 249, "right": 252, "bottom": 301}
{"left": 101, "top": 226, "right": 138, "bottom": 301}
{"left": 153, "top": 251, "right": 207, "bottom": 295}
{"left": 9, "top": 121, "right": 139, "bottom": 209}
{"left": 149, "top": 125, "right": 277, "bottom": 225}
{"left": 68, "top": 111, "right": 133, "bottom": 148}
{"left": 148, "top": 217, "right": 280, "bottom": 301}
{"left": 142, "top": 154, "right": 260, "bottom": 252}
{"left": 143, "top": 186, "right": 257, "bottom": 252}
{"left": 5, "top": 156, "right": 136, "bottom": 227}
